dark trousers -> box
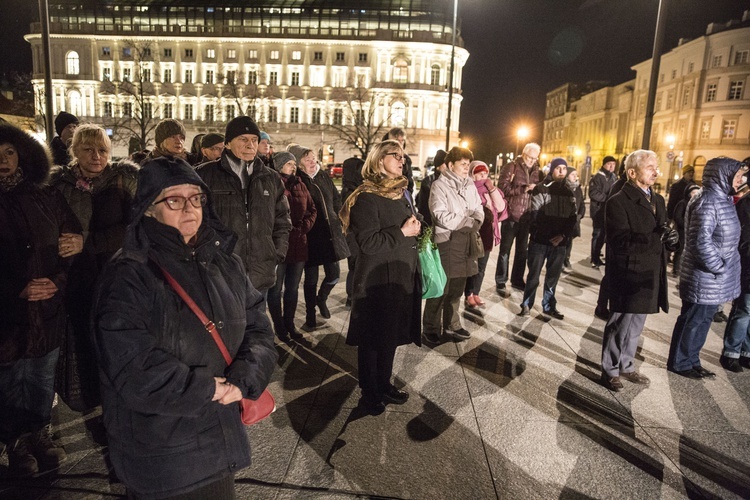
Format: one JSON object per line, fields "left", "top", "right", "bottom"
{"left": 304, "top": 261, "right": 340, "bottom": 317}
{"left": 495, "top": 216, "right": 531, "bottom": 287}
{"left": 0, "top": 348, "right": 59, "bottom": 443}
{"left": 597, "top": 272, "right": 610, "bottom": 311}
{"left": 357, "top": 346, "right": 396, "bottom": 401}
{"left": 423, "top": 277, "right": 466, "bottom": 333}
{"left": 521, "top": 241, "right": 566, "bottom": 311}
{"left": 668, "top": 301, "right": 716, "bottom": 372}
{"left": 127, "top": 474, "right": 235, "bottom": 500}
{"left": 591, "top": 224, "right": 606, "bottom": 265}
{"left": 601, "top": 313, "right": 647, "bottom": 377}
{"left": 465, "top": 252, "right": 491, "bottom": 297}
{"left": 268, "top": 262, "right": 305, "bottom": 333}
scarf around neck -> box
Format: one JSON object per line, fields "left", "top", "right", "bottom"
{"left": 339, "top": 174, "right": 407, "bottom": 234}
{"left": 0, "top": 166, "right": 24, "bottom": 192}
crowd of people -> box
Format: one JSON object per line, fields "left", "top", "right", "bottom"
{"left": 1, "top": 110, "right": 748, "bottom": 497}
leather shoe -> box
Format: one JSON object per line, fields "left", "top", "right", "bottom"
{"left": 382, "top": 387, "right": 409, "bottom": 405}
{"left": 423, "top": 331, "right": 441, "bottom": 344}
{"left": 465, "top": 294, "right": 479, "bottom": 309}
{"left": 720, "top": 355, "right": 743, "bottom": 373}
{"left": 671, "top": 368, "right": 703, "bottom": 379}
{"left": 316, "top": 297, "right": 331, "bottom": 319}
{"left": 601, "top": 375, "right": 623, "bottom": 391}
{"left": 694, "top": 366, "right": 716, "bottom": 378}
{"left": 473, "top": 294, "right": 485, "bottom": 307}
{"left": 620, "top": 371, "right": 650, "bottom": 385}
{"left": 360, "top": 397, "right": 385, "bottom": 416}
{"left": 287, "top": 326, "right": 304, "bottom": 340}
{"left": 444, "top": 327, "right": 471, "bottom": 341}
{"left": 544, "top": 309, "right": 564, "bottom": 320}
{"left": 496, "top": 285, "right": 510, "bottom": 298}
{"left": 740, "top": 357, "right": 750, "bottom": 369}
{"left": 594, "top": 307, "right": 610, "bottom": 320}
{"left": 518, "top": 305, "right": 530, "bottom": 317}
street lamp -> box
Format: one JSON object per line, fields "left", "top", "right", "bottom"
{"left": 460, "top": 140, "right": 469, "bottom": 149}
{"left": 516, "top": 126, "right": 530, "bottom": 156}
{"left": 445, "top": 0, "right": 458, "bottom": 151}
{"left": 665, "top": 134, "right": 676, "bottom": 190}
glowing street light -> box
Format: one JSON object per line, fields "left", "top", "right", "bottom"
{"left": 515, "top": 126, "right": 530, "bottom": 156}
{"left": 460, "top": 140, "right": 469, "bottom": 149}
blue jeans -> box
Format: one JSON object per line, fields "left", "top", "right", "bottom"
{"left": 304, "top": 261, "right": 340, "bottom": 316}
{"left": 521, "top": 241, "right": 566, "bottom": 311}
{"left": 0, "top": 348, "right": 59, "bottom": 443}
{"left": 268, "top": 262, "right": 305, "bottom": 331}
{"left": 723, "top": 293, "right": 750, "bottom": 359}
{"left": 668, "top": 302, "right": 716, "bottom": 371}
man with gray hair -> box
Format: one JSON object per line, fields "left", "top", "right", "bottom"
{"left": 600, "top": 150, "right": 678, "bottom": 391}
{"left": 495, "top": 142, "right": 541, "bottom": 296}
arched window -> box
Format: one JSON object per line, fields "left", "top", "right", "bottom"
{"left": 392, "top": 59, "right": 408, "bottom": 84}
{"left": 68, "top": 90, "right": 82, "bottom": 116}
{"left": 391, "top": 101, "right": 405, "bottom": 127}
{"left": 66, "top": 51, "right": 80, "bottom": 75}
{"left": 430, "top": 64, "right": 441, "bottom": 86}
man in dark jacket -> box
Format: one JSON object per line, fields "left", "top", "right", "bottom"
{"left": 49, "top": 111, "right": 78, "bottom": 166}
{"left": 384, "top": 127, "right": 414, "bottom": 195}
{"left": 600, "top": 150, "right": 678, "bottom": 391}
{"left": 666, "top": 164, "right": 695, "bottom": 221}
{"left": 415, "top": 149, "right": 446, "bottom": 227}
{"left": 494, "top": 142, "right": 541, "bottom": 296}
{"left": 589, "top": 156, "right": 617, "bottom": 268}
{"left": 197, "top": 116, "right": 291, "bottom": 294}
{"left": 519, "top": 158, "right": 577, "bottom": 319}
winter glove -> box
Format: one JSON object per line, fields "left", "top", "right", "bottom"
{"left": 659, "top": 225, "right": 679, "bottom": 252}
{"left": 483, "top": 178, "right": 496, "bottom": 191}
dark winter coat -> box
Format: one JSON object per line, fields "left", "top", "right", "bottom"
{"left": 589, "top": 168, "right": 616, "bottom": 227}
{"left": 298, "top": 167, "right": 350, "bottom": 265}
{"left": 0, "top": 125, "right": 81, "bottom": 363}
{"left": 346, "top": 192, "right": 421, "bottom": 350}
{"left": 91, "top": 160, "right": 277, "bottom": 498}
{"left": 667, "top": 176, "right": 692, "bottom": 220}
{"left": 678, "top": 157, "right": 742, "bottom": 305}
{"left": 528, "top": 176, "right": 578, "bottom": 245}
{"left": 605, "top": 182, "right": 669, "bottom": 314}
{"left": 736, "top": 196, "right": 750, "bottom": 293}
{"left": 50, "top": 136, "right": 71, "bottom": 166}
{"left": 570, "top": 182, "right": 585, "bottom": 238}
{"left": 416, "top": 170, "right": 441, "bottom": 227}
{"left": 197, "top": 152, "right": 291, "bottom": 290}
{"left": 498, "top": 157, "right": 541, "bottom": 223}
{"left": 282, "top": 173, "right": 317, "bottom": 264}
{"left": 341, "top": 157, "right": 364, "bottom": 203}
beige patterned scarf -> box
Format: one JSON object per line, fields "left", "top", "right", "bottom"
{"left": 339, "top": 174, "right": 407, "bottom": 234}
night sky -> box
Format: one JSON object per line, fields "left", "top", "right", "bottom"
{"left": 2, "top": 0, "right": 750, "bottom": 162}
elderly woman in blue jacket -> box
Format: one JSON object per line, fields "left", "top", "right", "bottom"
{"left": 92, "top": 157, "right": 277, "bottom": 498}
{"left": 667, "top": 157, "right": 746, "bottom": 378}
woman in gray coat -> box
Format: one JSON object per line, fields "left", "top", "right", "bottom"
{"left": 667, "top": 157, "right": 746, "bottom": 378}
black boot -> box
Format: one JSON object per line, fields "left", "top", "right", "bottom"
{"left": 8, "top": 434, "right": 38, "bottom": 477}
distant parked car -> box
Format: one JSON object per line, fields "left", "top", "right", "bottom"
{"left": 411, "top": 165, "right": 424, "bottom": 181}
{"left": 327, "top": 163, "right": 343, "bottom": 178}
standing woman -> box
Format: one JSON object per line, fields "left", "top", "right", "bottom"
{"left": 0, "top": 123, "right": 82, "bottom": 476}
{"left": 50, "top": 123, "right": 138, "bottom": 410}
{"left": 422, "top": 147, "right": 484, "bottom": 343}
{"left": 91, "top": 157, "right": 277, "bottom": 498}
{"left": 288, "top": 144, "right": 350, "bottom": 329}
{"left": 339, "top": 140, "right": 421, "bottom": 415}
{"left": 563, "top": 166, "right": 586, "bottom": 269}
{"left": 268, "top": 151, "right": 317, "bottom": 341}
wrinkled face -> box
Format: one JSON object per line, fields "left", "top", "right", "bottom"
{"left": 201, "top": 143, "right": 224, "bottom": 161}
{"left": 552, "top": 164, "right": 567, "bottom": 181}
{"left": 228, "top": 134, "right": 258, "bottom": 162}
{"left": 0, "top": 143, "right": 19, "bottom": 178}
{"left": 258, "top": 139, "right": 271, "bottom": 155}
{"left": 161, "top": 134, "right": 185, "bottom": 155}
{"left": 629, "top": 157, "right": 659, "bottom": 188}
{"left": 280, "top": 160, "right": 296, "bottom": 176}
{"left": 74, "top": 141, "right": 110, "bottom": 178}
{"left": 522, "top": 149, "right": 539, "bottom": 168}
{"left": 149, "top": 184, "right": 204, "bottom": 244}
{"left": 450, "top": 157, "right": 472, "bottom": 179}
{"left": 473, "top": 170, "right": 489, "bottom": 181}
{"left": 60, "top": 123, "right": 77, "bottom": 144}
{"left": 300, "top": 151, "right": 317, "bottom": 175}
{"left": 380, "top": 149, "right": 404, "bottom": 179}
{"left": 603, "top": 161, "right": 616, "bottom": 173}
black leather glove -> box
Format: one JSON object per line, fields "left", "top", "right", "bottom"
{"left": 660, "top": 225, "right": 679, "bottom": 251}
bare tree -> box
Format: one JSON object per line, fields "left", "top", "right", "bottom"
{"left": 325, "top": 86, "right": 392, "bottom": 157}
{"left": 221, "top": 68, "right": 265, "bottom": 128}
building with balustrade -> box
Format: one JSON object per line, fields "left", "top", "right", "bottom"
{"left": 25, "top": 0, "right": 468, "bottom": 165}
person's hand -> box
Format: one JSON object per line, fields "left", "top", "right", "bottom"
{"left": 218, "top": 383, "right": 243, "bottom": 405}
{"left": 549, "top": 235, "right": 564, "bottom": 247}
{"left": 401, "top": 215, "right": 421, "bottom": 237}
{"left": 526, "top": 183, "right": 536, "bottom": 193}
{"left": 483, "top": 178, "right": 495, "bottom": 191}
{"left": 660, "top": 226, "right": 679, "bottom": 249}
{"left": 58, "top": 233, "right": 83, "bottom": 257}
{"left": 19, "top": 278, "right": 58, "bottom": 301}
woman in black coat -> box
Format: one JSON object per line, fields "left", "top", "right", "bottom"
{"left": 91, "top": 157, "right": 277, "bottom": 498}
{"left": 339, "top": 140, "right": 422, "bottom": 415}
{"left": 0, "top": 123, "right": 82, "bottom": 476}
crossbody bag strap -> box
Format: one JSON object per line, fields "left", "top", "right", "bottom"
{"left": 154, "top": 261, "right": 233, "bottom": 367}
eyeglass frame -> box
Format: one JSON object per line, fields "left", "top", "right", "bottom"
{"left": 384, "top": 152, "right": 405, "bottom": 162}
{"left": 152, "top": 193, "right": 208, "bottom": 211}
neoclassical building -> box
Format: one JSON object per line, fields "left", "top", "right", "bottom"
{"left": 543, "top": 11, "right": 750, "bottom": 189}
{"left": 25, "top": 0, "right": 468, "bottom": 164}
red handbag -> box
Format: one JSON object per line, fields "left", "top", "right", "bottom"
{"left": 157, "top": 265, "right": 276, "bottom": 425}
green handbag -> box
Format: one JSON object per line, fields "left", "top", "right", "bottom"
{"left": 418, "top": 227, "right": 447, "bottom": 299}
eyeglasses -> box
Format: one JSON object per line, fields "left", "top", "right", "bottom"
{"left": 153, "top": 193, "right": 207, "bottom": 211}
{"left": 385, "top": 152, "right": 404, "bottom": 162}
{"left": 523, "top": 154, "right": 539, "bottom": 161}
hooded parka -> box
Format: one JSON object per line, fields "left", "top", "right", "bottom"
{"left": 298, "top": 165, "right": 350, "bottom": 264}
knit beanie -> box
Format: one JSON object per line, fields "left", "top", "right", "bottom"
{"left": 154, "top": 119, "right": 186, "bottom": 147}
{"left": 54, "top": 111, "right": 78, "bottom": 136}
{"left": 287, "top": 144, "right": 312, "bottom": 165}
{"left": 470, "top": 160, "right": 489, "bottom": 176}
{"left": 132, "top": 156, "right": 207, "bottom": 223}
{"left": 272, "top": 151, "right": 296, "bottom": 172}
{"left": 259, "top": 131, "right": 271, "bottom": 143}
{"left": 433, "top": 149, "right": 447, "bottom": 167}
{"left": 682, "top": 164, "right": 695, "bottom": 175}
{"left": 201, "top": 133, "right": 224, "bottom": 149}
{"left": 550, "top": 157, "right": 568, "bottom": 171}
{"left": 602, "top": 155, "right": 617, "bottom": 166}
{"left": 225, "top": 116, "right": 261, "bottom": 144}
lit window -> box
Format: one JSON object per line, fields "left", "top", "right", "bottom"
{"left": 66, "top": 51, "right": 80, "bottom": 75}
{"left": 700, "top": 120, "right": 710, "bottom": 140}
{"left": 227, "top": 49, "right": 236, "bottom": 59}
{"left": 722, "top": 119, "right": 737, "bottom": 139}
{"left": 391, "top": 102, "right": 405, "bottom": 126}
{"left": 248, "top": 49, "right": 258, "bottom": 59}
{"left": 102, "top": 67, "right": 111, "bottom": 81}
{"left": 207, "top": 49, "right": 216, "bottom": 59}
{"left": 393, "top": 60, "right": 408, "bottom": 84}
{"left": 292, "top": 51, "right": 301, "bottom": 61}
{"left": 270, "top": 50, "right": 280, "bottom": 60}
{"left": 430, "top": 64, "right": 440, "bottom": 86}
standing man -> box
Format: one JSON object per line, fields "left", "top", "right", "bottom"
{"left": 495, "top": 142, "right": 541, "bottom": 296}
{"left": 667, "top": 164, "right": 695, "bottom": 221}
{"left": 519, "top": 158, "right": 577, "bottom": 319}
{"left": 600, "top": 150, "right": 678, "bottom": 391}
{"left": 50, "top": 111, "right": 78, "bottom": 166}
{"left": 589, "top": 156, "right": 617, "bottom": 268}
{"left": 415, "top": 149, "right": 447, "bottom": 226}
{"left": 198, "top": 133, "right": 224, "bottom": 164}
{"left": 197, "top": 116, "right": 291, "bottom": 294}
{"left": 384, "top": 127, "right": 414, "bottom": 194}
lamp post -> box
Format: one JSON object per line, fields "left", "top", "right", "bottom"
{"left": 642, "top": 0, "right": 670, "bottom": 149}
{"left": 516, "top": 126, "right": 529, "bottom": 156}
{"left": 665, "top": 134, "right": 676, "bottom": 191}
{"left": 445, "top": 0, "right": 458, "bottom": 151}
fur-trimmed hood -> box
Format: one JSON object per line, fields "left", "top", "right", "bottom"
{"left": 0, "top": 124, "right": 52, "bottom": 187}
{"left": 49, "top": 158, "right": 140, "bottom": 187}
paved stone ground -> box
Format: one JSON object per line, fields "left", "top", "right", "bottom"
{"left": 2, "top": 216, "right": 750, "bottom": 499}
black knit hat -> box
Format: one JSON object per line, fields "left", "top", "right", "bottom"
{"left": 602, "top": 155, "right": 617, "bottom": 166}
{"left": 132, "top": 156, "right": 208, "bottom": 223}
{"left": 154, "top": 118, "right": 186, "bottom": 147}
{"left": 54, "top": 111, "right": 78, "bottom": 136}
{"left": 201, "top": 133, "right": 224, "bottom": 149}
{"left": 433, "top": 149, "right": 447, "bottom": 168}
{"left": 550, "top": 157, "right": 568, "bottom": 170}
{"left": 225, "top": 116, "right": 261, "bottom": 144}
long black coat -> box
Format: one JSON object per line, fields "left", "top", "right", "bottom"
{"left": 298, "top": 169, "right": 350, "bottom": 265}
{"left": 605, "top": 182, "right": 669, "bottom": 314}
{"left": 346, "top": 192, "right": 421, "bottom": 350}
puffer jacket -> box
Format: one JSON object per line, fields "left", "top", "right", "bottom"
{"left": 197, "top": 152, "right": 291, "bottom": 290}
{"left": 282, "top": 173, "right": 317, "bottom": 263}
{"left": 679, "top": 157, "right": 742, "bottom": 304}
{"left": 736, "top": 196, "right": 750, "bottom": 294}
{"left": 298, "top": 166, "right": 350, "bottom": 265}
{"left": 429, "top": 168, "right": 484, "bottom": 278}
{"left": 497, "top": 157, "right": 540, "bottom": 222}
{"left": 91, "top": 163, "right": 277, "bottom": 498}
